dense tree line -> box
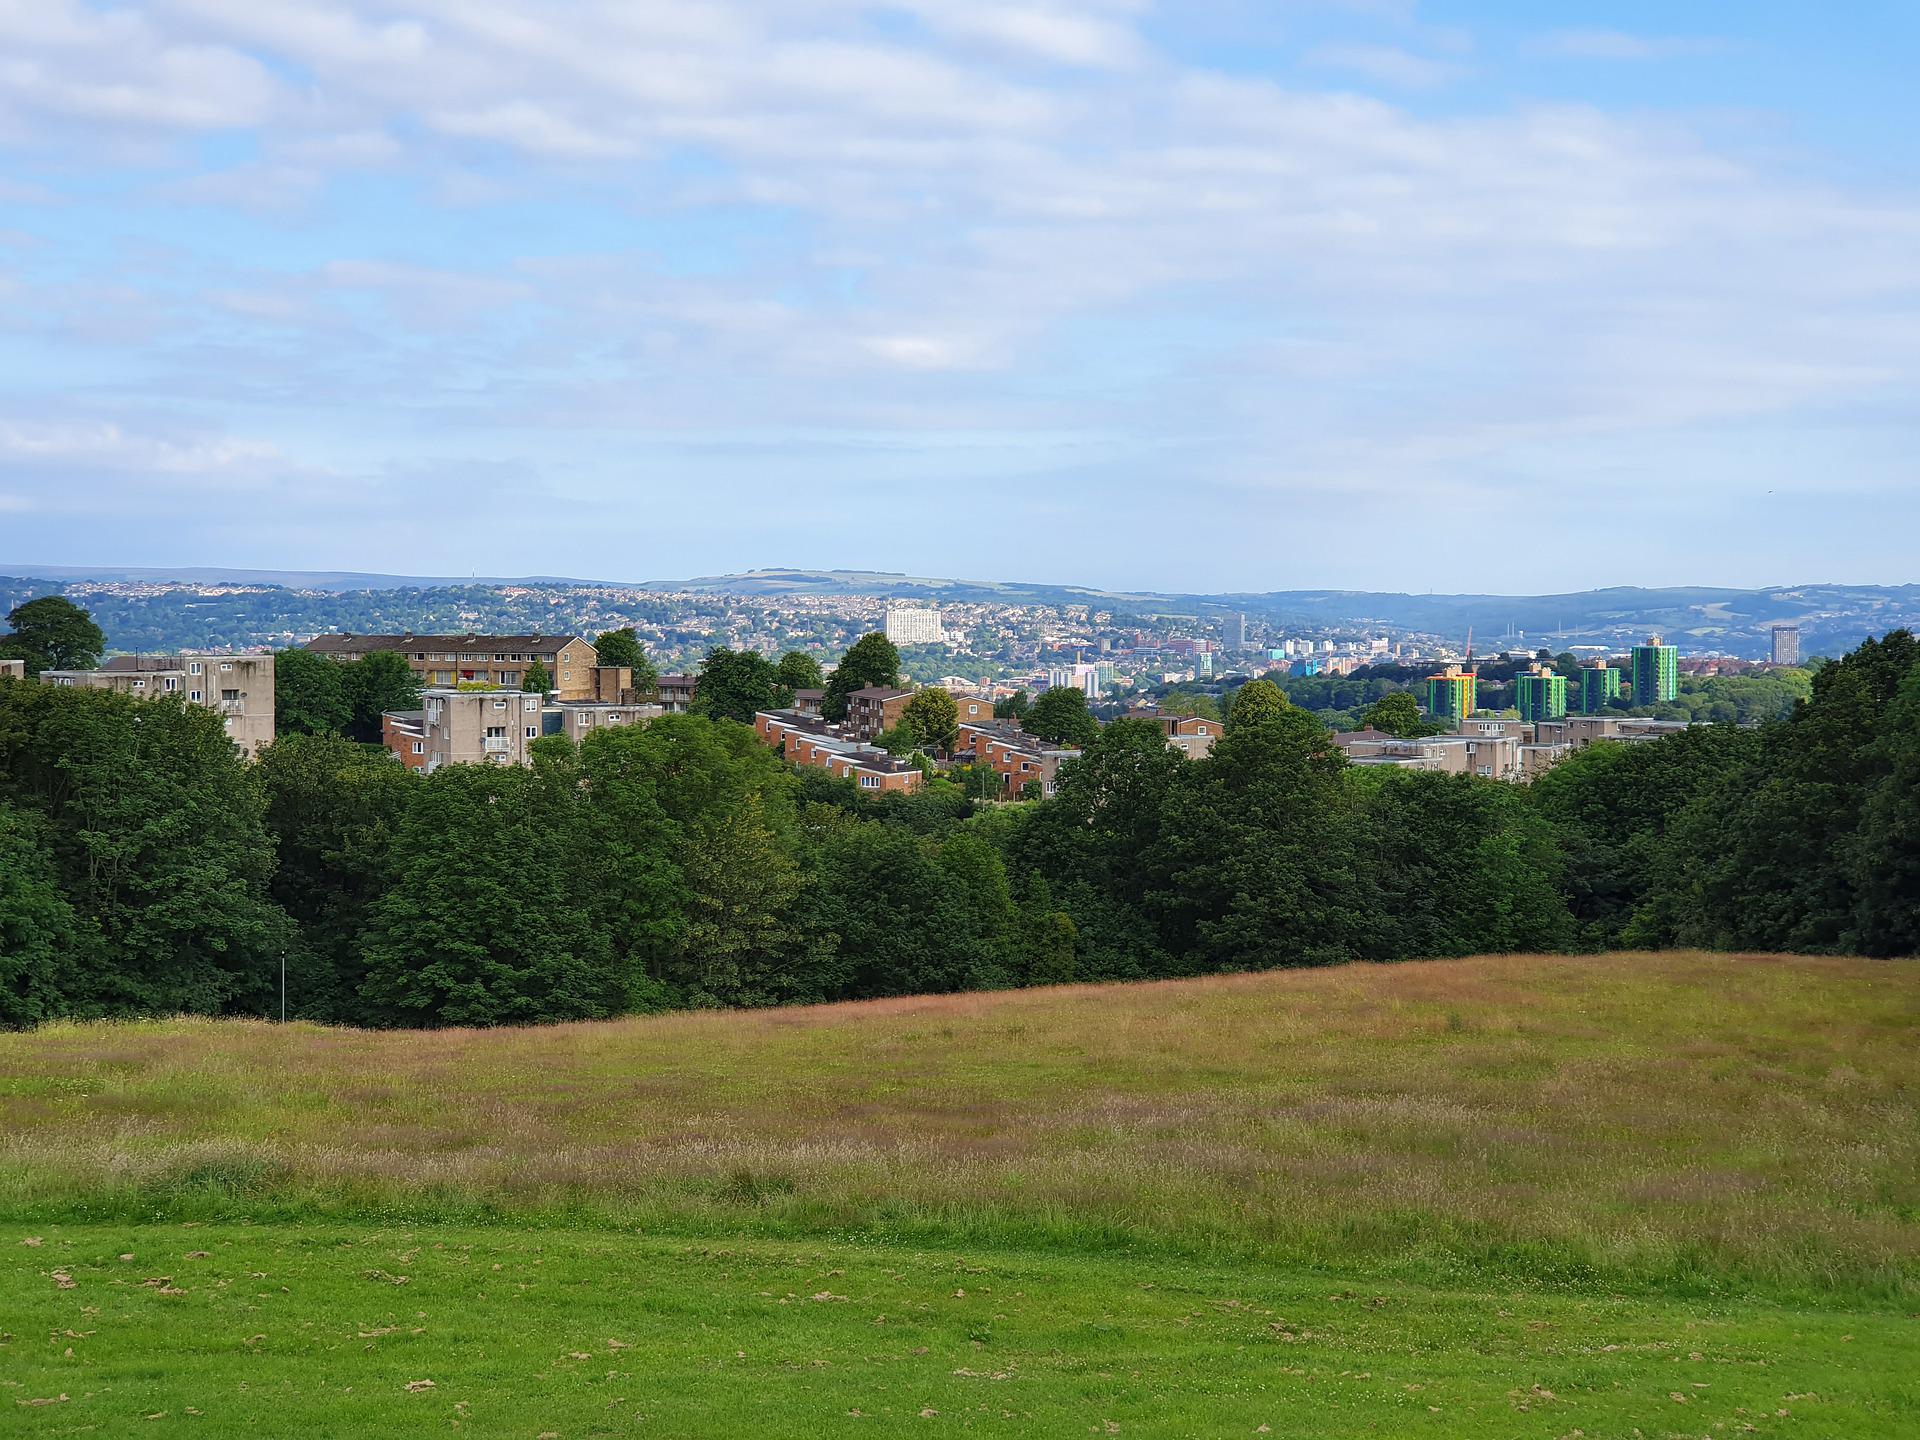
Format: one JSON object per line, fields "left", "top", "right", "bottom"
{"left": 2, "top": 632, "right": 1914, "bottom": 1029}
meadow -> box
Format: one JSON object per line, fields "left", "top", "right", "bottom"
{"left": 3, "top": 952, "right": 1916, "bottom": 1435}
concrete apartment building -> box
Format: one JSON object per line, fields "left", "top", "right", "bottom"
{"left": 546, "top": 700, "right": 665, "bottom": 746}
{"left": 1771, "top": 625, "right": 1802, "bottom": 665}
{"left": 40, "top": 653, "right": 276, "bottom": 757}
{"left": 417, "top": 688, "right": 548, "bottom": 772}
{"left": 0, "top": 658, "right": 24, "bottom": 681}
{"left": 656, "top": 675, "right": 698, "bottom": 713}
{"left": 304, "top": 633, "right": 599, "bottom": 700}
{"left": 883, "top": 605, "right": 946, "bottom": 646}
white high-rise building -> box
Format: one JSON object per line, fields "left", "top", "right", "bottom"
{"left": 884, "top": 604, "right": 946, "bottom": 646}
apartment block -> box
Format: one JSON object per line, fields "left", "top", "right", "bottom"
{"left": 1514, "top": 663, "right": 1568, "bottom": 722}
{"left": 656, "top": 675, "right": 698, "bottom": 713}
{"left": 41, "top": 653, "right": 276, "bottom": 757}
{"left": 1125, "top": 703, "right": 1220, "bottom": 759}
{"left": 0, "top": 659, "right": 24, "bottom": 682}
{"left": 382, "top": 710, "right": 430, "bottom": 771}
{"left": 417, "top": 688, "right": 548, "bottom": 772}
{"left": 1420, "top": 663, "right": 1477, "bottom": 721}
{"left": 883, "top": 605, "right": 946, "bottom": 646}
{"left": 752, "top": 709, "right": 924, "bottom": 792}
{"left": 955, "top": 722, "right": 1080, "bottom": 798}
{"left": 1578, "top": 662, "right": 1622, "bottom": 714}
{"left": 304, "top": 633, "right": 598, "bottom": 700}
{"left": 1629, "top": 635, "right": 1679, "bottom": 704}
{"left": 846, "top": 686, "right": 911, "bottom": 741}
{"left": 1771, "top": 625, "right": 1801, "bottom": 666}
{"left": 546, "top": 700, "right": 665, "bottom": 745}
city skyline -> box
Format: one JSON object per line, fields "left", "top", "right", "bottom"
{"left": 3, "top": 2, "right": 1918, "bottom": 591}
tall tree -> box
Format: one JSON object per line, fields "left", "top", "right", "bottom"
{"left": 273, "top": 647, "right": 353, "bottom": 736}
{"left": 0, "top": 801, "right": 92, "bottom": 1027}
{"left": 3, "top": 596, "right": 105, "bottom": 676}
{"left": 346, "top": 650, "right": 421, "bottom": 742}
{"left": 522, "top": 658, "right": 552, "bottom": 693}
{"left": 1025, "top": 686, "right": 1100, "bottom": 747}
{"left": 357, "top": 764, "right": 622, "bottom": 1026}
{"left": 994, "top": 690, "right": 1031, "bottom": 723}
{"left": 1147, "top": 706, "right": 1361, "bottom": 972}
{"left": 1358, "top": 692, "right": 1425, "bottom": 737}
{"left": 666, "top": 798, "right": 840, "bottom": 1007}
{"left": 1226, "top": 678, "right": 1290, "bottom": 729}
{"left": 0, "top": 681, "right": 294, "bottom": 1016}
{"left": 257, "top": 732, "right": 421, "bottom": 1020}
{"left": 693, "top": 648, "right": 788, "bottom": 723}
{"left": 594, "top": 628, "right": 660, "bottom": 692}
{"left": 901, "top": 687, "right": 960, "bottom": 753}
{"left": 776, "top": 650, "right": 824, "bottom": 693}
{"left": 821, "top": 632, "right": 901, "bottom": 722}
{"left": 1850, "top": 664, "right": 1920, "bottom": 956}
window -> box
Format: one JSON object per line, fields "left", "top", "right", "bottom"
{"left": 189, "top": 662, "right": 202, "bottom": 675}
{"left": 525, "top": 726, "right": 538, "bottom": 739}
{"left": 190, "top": 690, "right": 202, "bottom": 702}
{"left": 131, "top": 678, "right": 146, "bottom": 689}
{"left": 222, "top": 690, "right": 240, "bottom": 703}
{"left": 220, "top": 662, "right": 233, "bottom": 671}
{"left": 485, "top": 726, "right": 506, "bottom": 738}
{"left": 493, "top": 700, "right": 507, "bottom": 711}
{"left": 524, "top": 697, "right": 539, "bottom": 711}
{"left": 411, "top": 741, "right": 424, "bottom": 755}
{"left": 164, "top": 677, "right": 179, "bottom": 691}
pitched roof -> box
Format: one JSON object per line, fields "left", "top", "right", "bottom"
{"left": 850, "top": 686, "right": 910, "bottom": 701}
{"left": 303, "top": 633, "right": 585, "bottom": 656}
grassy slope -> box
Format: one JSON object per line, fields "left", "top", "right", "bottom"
{"left": 2, "top": 953, "right": 1916, "bottom": 1436}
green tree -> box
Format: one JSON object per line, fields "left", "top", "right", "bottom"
{"left": 776, "top": 650, "right": 824, "bottom": 693}
{"left": 1652, "top": 630, "right": 1917, "bottom": 953}
{"left": 994, "top": 690, "right": 1031, "bottom": 723}
{"left": 1359, "top": 692, "right": 1426, "bottom": 738}
{"left": 1159, "top": 689, "right": 1221, "bottom": 721}
{"left": 693, "top": 648, "right": 787, "bottom": 723}
{"left": 1530, "top": 725, "right": 1760, "bottom": 949}
{"left": 273, "top": 647, "right": 353, "bottom": 736}
{"left": 256, "top": 732, "right": 421, "bottom": 1021}
{"left": 821, "top": 632, "right": 901, "bottom": 722}
{"left": 594, "top": 628, "right": 660, "bottom": 692}
{"left": 357, "top": 764, "right": 622, "bottom": 1026}
{"left": 666, "top": 797, "right": 840, "bottom": 1007}
{"left": 1147, "top": 706, "right": 1361, "bottom": 972}
{"left": 346, "top": 650, "right": 421, "bottom": 742}
{"left": 1355, "top": 771, "right": 1571, "bottom": 959}
{"left": 1025, "top": 686, "right": 1100, "bottom": 746}
{"left": 1226, "top": 678, "right": 1290, "bottom": 729}
{"left": 3, "top": 595, "right": 105, "bottom": 676}
{"left": 0, "top": 681, "right": 294, "bottom": 1016}
{"left": 1851, "top": 665, "right": 1920, "bottom": 956}
{"left": 522, "top": 658, "right": 552, "bottom": 693}
{"left": 901, "top": 687, "right": 960, "bottom": 753}
{"left": 0, "top": 801, "right": 92, "bottom": 1027}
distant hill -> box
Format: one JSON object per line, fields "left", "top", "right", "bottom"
{"left": 4, "top": 565, "right": 1915, "bottom": 658}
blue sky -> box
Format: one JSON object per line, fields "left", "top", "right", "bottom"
{"left": 2, "top": 1, "right": 1917, "bottom": 594}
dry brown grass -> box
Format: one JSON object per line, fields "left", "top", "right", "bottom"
{"left": 3, "top": 951, "right": 1915, "bottom": 1294}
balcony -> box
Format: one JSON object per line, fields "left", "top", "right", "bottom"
{"left": 482, "top": 736, "right": 512, "bottom": 754}
{"left": 218, "top": 700, "right": 247, "bottom": 716}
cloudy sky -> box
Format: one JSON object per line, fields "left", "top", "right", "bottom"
{"left": 2, "top": 1, "right": 1917, "bottom": 593}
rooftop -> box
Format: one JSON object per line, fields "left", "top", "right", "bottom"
{"left": 304, "top": 633, "right": 583, "bottom": 656}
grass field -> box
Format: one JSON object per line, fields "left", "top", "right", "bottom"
{"left": 2, "top": 952, "right": 1916, "bottom": 1435}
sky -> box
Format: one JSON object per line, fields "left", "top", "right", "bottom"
{"left": 1, "top": 1, "right": 1918, "bottom": 595}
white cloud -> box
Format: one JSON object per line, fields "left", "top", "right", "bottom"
{"left": 1530, "top": 29, "right": 1721, "bottom": 62}
{"left": 1304, "top": 43, "right": 1464, "bottom": 89}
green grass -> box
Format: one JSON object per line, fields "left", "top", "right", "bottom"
{"left": 7, "top": 1223, "right": 1914, "bottom": 1438}
{"left": 2, "top": 952, "right": 1916, "bottom": 1434}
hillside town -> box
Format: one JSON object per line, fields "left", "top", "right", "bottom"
{"left": 2, "top": 598, "right": 1784, "bottom": 797}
